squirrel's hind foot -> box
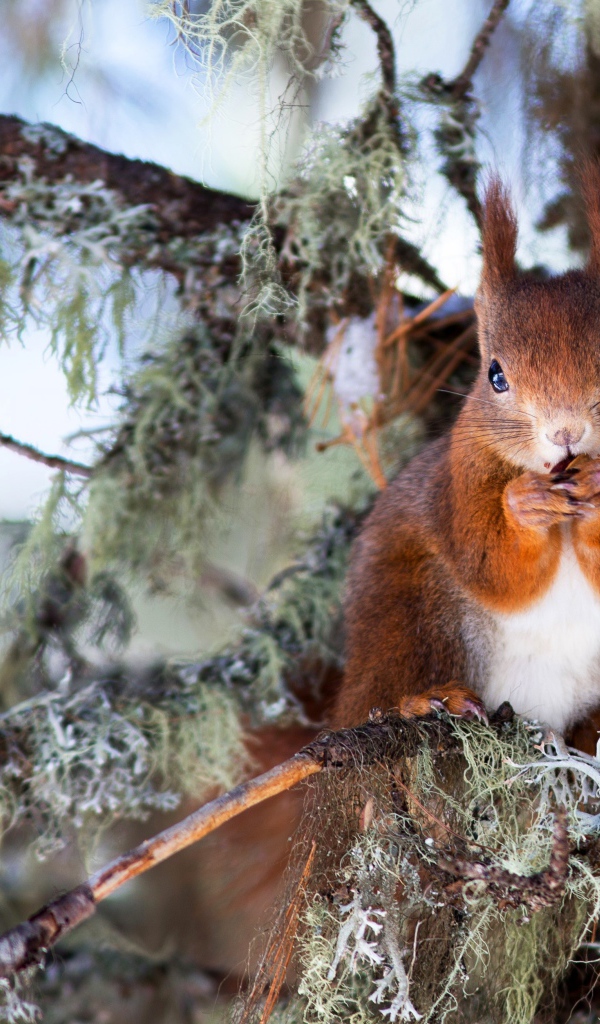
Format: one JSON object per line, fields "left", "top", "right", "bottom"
{"left": 397, "top": 681, "right": 488, "bottom": 724}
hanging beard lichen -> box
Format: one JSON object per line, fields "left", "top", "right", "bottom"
{"left": 83, "top": 326, "right": 305, "bottom": 580}
{"left": 271, "top": 100, "right": 413, "bottom": 328}
{"left": 242, "top": 713, "right": 600, "bottom": 1024}
{"left": 1, "top": 321, "right": 307, "bottom": 602}
{"left": 0, "top": 169, "right": 149, "bottom": 405}
{"left": 148, "top": 0, "right": 349, "bottom": 94}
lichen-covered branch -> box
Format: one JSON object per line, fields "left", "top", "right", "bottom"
{"left": 0, "top": 114, "right": 253, "bottom": 242}
{"left": 241, "top": 712, "right": 600, "bottom": 1024}
{"left": 0, "top": 713, "right": 432, "bottom": 979}
{"left": 0, "top": 109, "right": 445, "bottom": 419}
{"left": 0, "top": 694, "right": 598, "bottom": 1021}
{"left": 0, "top": 705, "right": 588, "bottom": 995}
{"left": 0, "top": 709, "right": 525, "bottom": 980}
{"left": 0, "top": 752, "right": 322, "bottom": 979}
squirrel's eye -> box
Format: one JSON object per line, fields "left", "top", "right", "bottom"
{"left": 488, "top": 359, "right": 509, "bottom": 393}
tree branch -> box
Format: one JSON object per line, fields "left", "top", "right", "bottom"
{"left": 449, "top": 0, "right": 511, "bottom": 98}
{"left": 350, "top": 0, "right": 396, "bottom": 98}
{"left": 349, "top": 0, "right": 406, "bottom": 153}
{"left": 0, "top": 753, "right": 320, "bottom": 977}
{"left": 0, "top": 712, "right": 428, "bottom": 978}
{"left": 0, "top": 708, "right": 575, "bottom": 980}
{"left": 419, "top": 0, "right": 511, "bottom": 230}
{"left": 0, "top": 114, "right": 253, "bottom": 239}
{"left": 0, "top": 431, "right": 92, "bottom": 478}
{"left": 0, "top": 112, "right": 446, "bottom": 316}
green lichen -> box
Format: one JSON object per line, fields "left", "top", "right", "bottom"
{"left": 0, "top": 175, "right": 151, "bottom": 403}
{"left": 0, "top": 505, "right": 356, "bottom": 864}
{"left": 148, "top": 0, "right": 349, "bottom": 97}
{"left": 257, "top": 717, "right": 600, "bottom": 1024}
{"left": 272, "top": 101, "right": 411, "bottom": 323}
{"left": 83, "top": 326, "right": 305, "bottom": 581}
{"left": 195, "top": 503, "right": 359, "bottom": 720}
{"left": 1, "top": 472, "right": 82, "bottom": 610}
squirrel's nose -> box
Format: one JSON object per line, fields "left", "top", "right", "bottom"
{"left": 547, "top": 426, "right": 584, "bottom": 448}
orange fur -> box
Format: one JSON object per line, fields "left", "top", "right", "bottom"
{"left": 479, "top": 174, "right": 518, "bottom": 288}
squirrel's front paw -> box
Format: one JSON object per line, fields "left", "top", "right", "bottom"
{"left": 505, "top": 470, "right": 578, "bottom": 529}
{"left": 550, "top": 457, "right": 600, "bottom": 519}
{"left": 397, "top": 682, "right": 488, "bottom": 723}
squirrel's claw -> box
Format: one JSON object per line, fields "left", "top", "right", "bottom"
{"left": 550, "top": 460, "right": 600, "bottom": 508}
{"left": 398, "top": 683, "right": 488, "bottom": 725}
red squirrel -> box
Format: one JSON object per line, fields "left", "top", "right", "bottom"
{"left": 333, "top": 167, "right": 600, "bottom": 744}
{"left": 143, "top": 170, "right": 600, "bottom": 982}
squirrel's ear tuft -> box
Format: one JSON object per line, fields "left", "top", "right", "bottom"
{"left": 480, "top": 175, "right": 518, "bottom": 288}
{"left": 581, "top": 159, "right": 600, "bottom": 274}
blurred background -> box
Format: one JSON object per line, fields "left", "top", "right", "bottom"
{"left": 0, "top": 0, "right": 573, "bottom": 514}
{"left": 0, "top": 0, "right": 580, "bottom": 654}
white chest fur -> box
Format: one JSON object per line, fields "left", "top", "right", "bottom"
{"left": 481, "top": 538, "right": 600, "bottom": 733}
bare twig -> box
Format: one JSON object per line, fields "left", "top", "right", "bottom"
{"left": 0, "top": 752, "right": 322, "bottom": 978}
{"left": 350, "top": 0, "right": 396, "bottom": 97}
{"left": 420, "top": 0, "right": 511, "bottom": 229}
{"left": 350, "top": 0, "right": 405, "bottom": 150}
{"left": 449, "top": 0, "right": 511, "bottom": 98}
{"left": 199, "top": 562, "right": 259, "bottom": 607}
{"left": 383, "top": 289, "right": 456, "bottom": 348}
{"left": 0, "top": 431, "right": 93, "bottom": 478}
{"left": 394, "top": 237, "right": 448, "bottom": 294}
{"left": 91, "top": 755, "right": 321, "bottom": 903}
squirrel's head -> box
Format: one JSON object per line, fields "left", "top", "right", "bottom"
{"left": 473, "top": 165, "right": 600, "bottom": 473}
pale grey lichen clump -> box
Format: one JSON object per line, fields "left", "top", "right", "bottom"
{"left": 319, "top": 859, "right": 421, "bottom": 1021}
{"left": 0, "top": 506, "right": 353, "bottom": 863}
{"left": 0, "top": 972, "right": 39, "bottom": 1024}
{"left": 0, "top": 673, "right": 247, "bottom": 860}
